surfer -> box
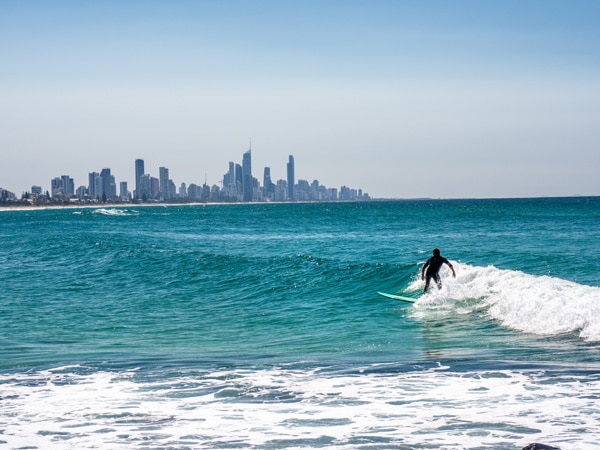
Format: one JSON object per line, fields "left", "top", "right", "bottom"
{"left": 421, "top": 248, "right": 455, "bottom": 293}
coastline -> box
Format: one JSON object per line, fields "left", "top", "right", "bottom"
{"left": 0, "top": 202, "right": 237, "bottom": 212}
{"left": 0, "top": 200, "right": 369, "bottom": 212}
{"left": 1, "top": 195, "right": 598, "bottom": 213}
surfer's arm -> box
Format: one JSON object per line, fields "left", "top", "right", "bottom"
{"left": 446, "top": 261, "right": 456, "bottom": 278}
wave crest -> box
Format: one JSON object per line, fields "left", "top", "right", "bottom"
{"left": 410, "top": 263, "right": 600, "bottom": 342}
{"left": 92, "top": 208, "right": 138, "bottom": 216}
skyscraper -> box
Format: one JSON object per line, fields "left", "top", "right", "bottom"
{"left": 235, "top": 163, "right": 243, "bottom": 200}
{"left": 61, "top": 175, "right": 75, "bottom": 197}
{"left": 242, "top": 149, "right": 252, "bottom": 202}
{"left": 263, "top": 167, "right": 274, "bottom": 200}
{"left": 120, "top": 182, "right": 128, "bottom": 200}
{"left": 139, "top": 174, "right": 151, "bottom": 201}
{"left": 88, "top": 172, "right": 101, "bottom": 199}
{"left": 150, "top": 177, "right": 160, "bottom": 199}
{"left": 100, "top": 168, "right": 115, "bottom": 200}
{"left": 159, "top": 167, "right": 169, "bottom": 200}
{"left": 135, "top": 159, "right": 144, "bottom": 200}
{"left": 51, "top": 178, "right": 62, "bottom": 197}
{"left": 287, "top": 155, "right": 295, "bottom": 201}
{"left": 51, "top": 176, "right": 74, "bottom": 197}
{"left": 222, "top": 161, "right": 236, "bottom": 199}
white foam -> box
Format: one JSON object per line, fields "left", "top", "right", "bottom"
{"left": 1, "top": 365, "right": 598, "bottom": 449}
{"left": 92, "top": 208, "right": 138, "bottom": 216}
{"left": 409, "top": 263, "right": 600, "bottom": 341}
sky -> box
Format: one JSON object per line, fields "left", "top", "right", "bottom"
{"left": 1, "top": 0, "right": 599, "bottom": 199}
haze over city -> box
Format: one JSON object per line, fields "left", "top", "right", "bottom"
{"left": 1, "top": 1, "right": 599, "bottom": 199}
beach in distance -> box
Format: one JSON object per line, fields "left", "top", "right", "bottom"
{"left": 0, "top": 194, "right": 590, "bottom": 211}
{"left": 1, "top": 197, "right": 599, "bottom": 449}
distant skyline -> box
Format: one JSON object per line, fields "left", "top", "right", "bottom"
{"left": 2, "top": 148, "right": 368, "bottom": 202}
{"left": 2, "top": 1, "right": 600, "bottom": 198}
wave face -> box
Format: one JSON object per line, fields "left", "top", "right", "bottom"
{"left": 1, "top": 198, "right": 599, "bottom": 449}
{"left": 409, "top": 262, "right": 600, "bottom": 341}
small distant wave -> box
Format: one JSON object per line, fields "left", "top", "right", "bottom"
{"left": 92, "top": 208, "right": 138, "bottom": 217}
{"left": 410, "top": 263, "right": 600, "bottom": 342}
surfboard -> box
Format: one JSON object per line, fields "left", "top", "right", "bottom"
{"left": 377, "top": 292, "right": 418, "bottom": 303}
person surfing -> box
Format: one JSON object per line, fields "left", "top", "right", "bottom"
{"left": 421, "top": 248, "right": 456, "bottom": 294}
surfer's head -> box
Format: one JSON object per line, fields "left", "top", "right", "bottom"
{"left": 433, "top": 248, "right": 440, "bottom": 256}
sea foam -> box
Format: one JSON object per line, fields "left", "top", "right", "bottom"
{"left": 1, "top": 365, "right": 598, "bottom": 449}
{"left": 91, "top": 208, "right": 138, "bottom": 216}
{"left": 409, "top": 263, "right": 600, "bottom": 341}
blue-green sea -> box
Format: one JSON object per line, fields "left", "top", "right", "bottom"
{"left": 1, "top": 198, "right": 599, "bottom": 449}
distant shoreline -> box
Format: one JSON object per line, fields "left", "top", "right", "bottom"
{"left": 1, "top": 195, "right": 598, "bottom": 213}
{"left": 0, "top": 201, "right": 239, "bottom": 212}
{"left": 0, "top": 199, "right": 375, "bottom": 212}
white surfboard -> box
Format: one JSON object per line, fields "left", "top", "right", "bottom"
{"left": 377, "top": 291, "right": 418, "bottom": 303}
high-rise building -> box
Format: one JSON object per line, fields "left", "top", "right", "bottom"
{"left": 263, "top": 167, "right": 271, "bottom": 188}
{"left": 188, "top": 183, "right": 200, "bottom": 200}
{"left": 61, "top": 175, "right": 75, "bottom": 197}
{"left": 100, "top": 168, "right": 116, "bottom": 200}
{"left": 120, "top": 182, "right": 128, "bottom": 200}
{"left": 168, "top": 180, "right": 177, "bottom": 200}
{"left": 51, "top": 177, "right": 62, "bottom": 197}
{"left": 235, "top": 163, "right": 243, "bottom": 193}
{"left": 242, "top": 149, "right": 252, "bottom": 202}
{"left": 88, "top": 172, "right": 100, "bottom": 198}
{"left": 0, "top": 187, "right": 16, "bottom": 200}
{"left": 287, "top": 155, "right": 295, "bottom": 201}
{"left": 139, "top": 174, "right": 151, "bottom": 200}
{"left": 159, "top": 167, "right": 169, "bottom": 200}
{"left": 50, "top": 175, "right": 74, "bottom": 197}
{"left": 76, "top": 185, "right": 87, "bottom": 200}
{"left": 150, "top": 177, "right": 160, "bottom": 199}
{"left": 275, "top": 180, "right": 287, "bottom": 202}
{"left": 135, "top": 159, "right": 144, "bottom": 199}
{"left": 263, "top": 167, "right": 274, "bottom": 200}
{"left": 222, "top": 161, "right": 236, "bottom": 199}
{"left": 94, "top": 175, "right": 103, "bottom": 199}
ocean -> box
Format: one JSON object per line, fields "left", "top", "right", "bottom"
{"left": 1, "top": 198, "right": 599, "bottom": 449}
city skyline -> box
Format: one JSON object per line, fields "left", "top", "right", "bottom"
{"left": 1, "top": 146, "right": 368, "bottom": 203}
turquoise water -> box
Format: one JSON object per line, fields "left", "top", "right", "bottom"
{"left": 1, "top": 198, "right": 600, "bottom": 449}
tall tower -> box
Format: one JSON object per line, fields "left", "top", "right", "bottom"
{"left": 242, "top": 148, "right": 252, "bottom": 202}
{"left": 287, "top": 155, "right": 295, "bottom": 201}
{"left": 88, "top": 172, "right": 100, "bottom": 198}
{"left": 135, "top": 159, "right": 144, "bottom": 199}
{"left": 60, "top": 175, "right": 74, "bottom": 197}
{"left": 100, "top": 168, "right": 113, "bottom": 200}
{"left": 159, "top": 167, "right": 169, "bottom": 200}
{"left": 120, "top": 181, "right": 128, "bottom": 200}
{"left": 235, "top": 163, "right": 243, "bottom": 199}
{"left": 263, "top": 167, "right": 274, "bottom": 200}
{"left": 139, "top": 174, "right": 151, "bottom": 201}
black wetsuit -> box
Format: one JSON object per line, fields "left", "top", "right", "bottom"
{"left": 423, "top": 255, "right": 450, "bottom": 284}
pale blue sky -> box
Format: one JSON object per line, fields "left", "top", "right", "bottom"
{"left": 1, "top": 0, "right": 599, "bottom": 198}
